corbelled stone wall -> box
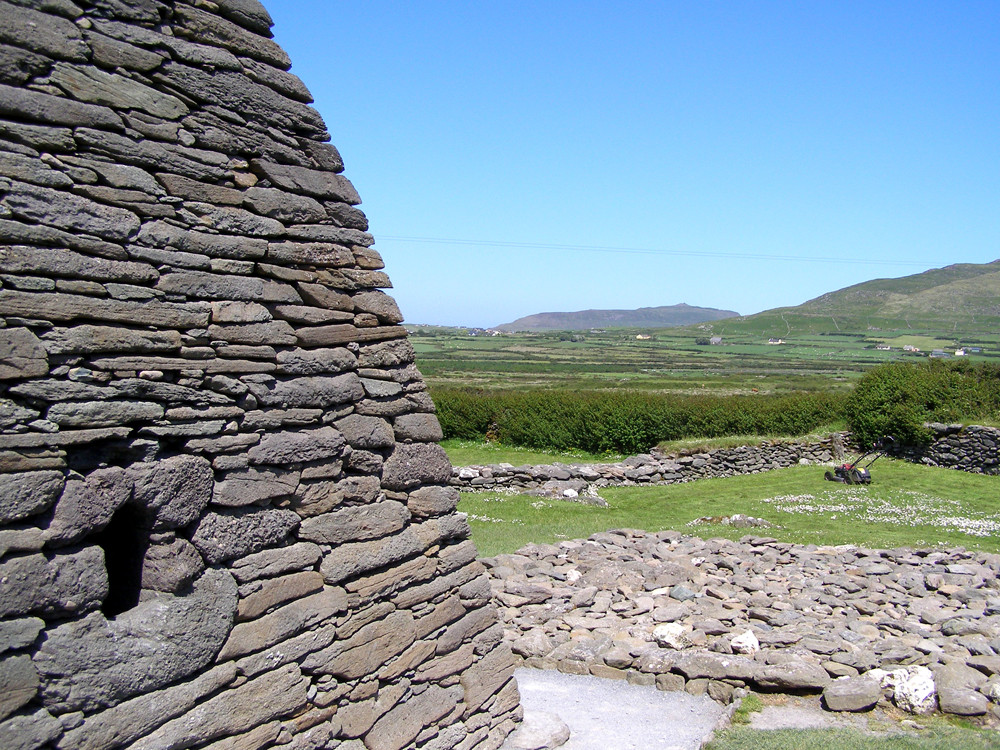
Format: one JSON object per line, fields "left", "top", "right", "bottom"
{"left": 0, "top": 2, "right": 518, "bottom": 749}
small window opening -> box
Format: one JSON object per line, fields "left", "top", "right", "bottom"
{"left": 93, "top": 504, "right": 150, "bottom": 617}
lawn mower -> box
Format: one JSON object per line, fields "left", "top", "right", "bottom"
{"left": 824, "top": 436, "right": 895, "bottom": 485}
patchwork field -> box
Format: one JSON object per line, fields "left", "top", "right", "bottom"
{"left": 410, "top": 325, "right": 999, "bottom": 397}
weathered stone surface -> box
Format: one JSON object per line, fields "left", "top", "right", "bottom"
{"left": 305, "top": 609, "right": 416, "bottom": 680}
{"left": 394, "top": 412, "right": 444, "bottom": 443}
{"left": 247, "top": 426, "right": 346, "bottom": 465}
{"left": 319, "top": 529, "right": 425, "bottom": 585}
{"left": 236, "top": 570, "right": 325, "bottom": 621}
{"left": 57, "top": 664, "right": 238, "bottom": 750}
{"left": 3, "top": 181, "right": 139, "bottom": 242}
{"left": 299, "top": 500, "right": 410, "bottom": 545}
{"left": 0, "top": 3, "right": 89, "bottom": 61}
{"left": 382, "top": 443, "right": 453, "bottom": 491}
{"left": 275, "top": 347, "right": 357, "bottom": 375}
{"left": 44, "top": 468, "right": 131, "bottom": 547}
{"left": 0, "top": 470, "right": 64, "bottom": 524}
{"left": 822, "top": 676, "right": 881, "bottom": 712}
{"left": 47, "top": 400, "right": 164, "bottom": 429}
{"left": 213, "top": 468, "right": 299, "bottom": 507}
{"left": 0, "top": 290, "right": 210, "bottom": 328}
{"left": 0, "top": 654, "right": 39, "bottom": 722}
{"left": 290, "top": 475, "right": 381, "bottom": 517}
{"left": 335, "top": 414, "right": 394, "bottom": 449}
{"left": 129, "top": 664, "right": 308, "bottom": 750}
{"left": 407, "top": 485, "right": 460, "bottom": 518}
{"left": 353, "top": 290, "right": 404, "bottom": 324}
{"left": 34, "top": 569, "right": 238, "bottom": 713}
{"left": 0, "top": 327, "right": 48, "bottom": 380}
{"left": 190, "top": 507, "right": 300, "bottom": 564}
{"left": 128, "top": 455, "right": 214, "bottom": 531}
{"left": 218, "top": 587, "right": 346, "bottom": 661}
{"left": 141, "top": 538, "right": 206, "bottom": 593}
{"left": 0, "top": 618, "right": 44, "bottom": 655}
{"left": 227, "top": 541, "right": 322, "bottom": 584}
{"left": 49, "top": 63, "right": 188, "bottom": 120}
{"left": 365, "top": 684, "right": 464, "bottom": 750}
{"left": 251, "top": 160, "right": 360, "bottom": 203}
{"left": 247, "top": 373, "right": 363, "bottom": 409}
{"left": 0, "top": 708, "right": 63, "bottom": 750}
{"left": 244, "top": 187, "right": 325, "bottom": 222}
{"left": 40, "top": 326, "right": 181, "bottom": 355}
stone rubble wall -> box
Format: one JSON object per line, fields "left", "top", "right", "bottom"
{"left": 487, "top": 529, "right": 1000, "bottom": 719}
{"left": 890, "top": 424, "right": 1000, "bottom": 475}
{"left": 450, "top": 435, "right": 847, "bottom": 495}
{"left": 0, "top": 3, "right": 517, "bottom": 750}
{"left": 451, "top": 426, "right": 1000, "bottom": 495}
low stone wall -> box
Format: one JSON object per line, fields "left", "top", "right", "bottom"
{"left": 486, "top": 529, "right": 1000, "bottom": 719}
{"left": 890, "top": 424, "right": 1000, "bottom": 475}
{"left": 451, "top": 426, "right": 1000, "bottom": 495}
{"left": 450, "top": 435, "right": 847, "bottom": 496}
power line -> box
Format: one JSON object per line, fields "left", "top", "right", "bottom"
{"left": 377, "top": 235, "right": 930, "bottom": 267}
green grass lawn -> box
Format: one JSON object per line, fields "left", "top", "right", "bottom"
{"left": 459, "top": 459, "right": 1000, "bottom": 556}
{"left": 705, "top": 724, "right": 1000, "bottom": 750}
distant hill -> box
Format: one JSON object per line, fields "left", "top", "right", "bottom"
{"left": 495, "top": 303, "right": 740, "bottom": 331}
{"left": 699, "top": 260, "right": 1000, "bottom": 337}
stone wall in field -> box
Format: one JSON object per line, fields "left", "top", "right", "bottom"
{"left": 0, "top": 2, "right": 518, "bottom": 749}
{"left": 450, "top": 434, "right": 847, "bottom": 495}
{"left": 889, "top": 424, "right": 1000, "bottom": 476}
{"left": 451, "top": 426, "right": 1000, "bottom": 495}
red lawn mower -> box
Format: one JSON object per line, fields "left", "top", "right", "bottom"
{"left": 824, "top": 436, "right": 895, "bottom": 485}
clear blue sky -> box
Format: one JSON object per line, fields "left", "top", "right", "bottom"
{"left": 264, "top": 1, "right": 999, "bottom": 328}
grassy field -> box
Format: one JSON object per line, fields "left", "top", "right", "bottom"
{"left": 457, "top": 459, "right": 1000, "bottom": 557}
{"left": 411, "top": 325, "right": 999, "bottom": 397}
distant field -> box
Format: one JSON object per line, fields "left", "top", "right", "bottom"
{"left": 458, "top": 460, "right": 1000, "bottom": 556}
{"left": 410, "top": 324, "right": 998, "bottom": 396}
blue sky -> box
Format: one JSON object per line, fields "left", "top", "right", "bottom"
{"left": 264, "top": 1, "right": 999, "bottom": 328}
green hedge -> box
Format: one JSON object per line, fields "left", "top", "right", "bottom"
{"left": 844, "top": 360, "right": 1000, "bottom": 446}
{"left": 431, "top": 388, "right": 845, "bottom": 455}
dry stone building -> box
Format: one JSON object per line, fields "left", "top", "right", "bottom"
{"left": 0, "top": 1, "right": 519, "bottom": 748}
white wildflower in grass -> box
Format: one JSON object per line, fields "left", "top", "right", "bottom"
{"left": 466, "top": 513, "right": 524, "bottom": 526}
{"left": 760, "top": 488, "right": 1000, "bottom": 538}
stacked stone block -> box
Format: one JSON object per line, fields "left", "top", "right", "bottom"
{"left": 0, "top": 2, "right": 519, "bottom": 749}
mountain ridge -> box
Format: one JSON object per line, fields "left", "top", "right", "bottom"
{"left": 495, "top": 303, "right": 741, "bottom": 331}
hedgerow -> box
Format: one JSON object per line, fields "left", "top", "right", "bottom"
{"left": 844, "top": 360, "right": 1000, "bottom": 446}
{"left": 431, "top": 388, "right": 845, "bottom": 455}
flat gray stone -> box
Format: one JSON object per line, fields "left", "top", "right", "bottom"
{"left": 247, "top": 426, "right": 346, "bottom": 465}
{"left": 190, "top": 507, "right": 300, "bottom": 564}
{"left": 382, "top": 442, "right": 453, "bottom": 491}
{"left": 128, "top": 663, "right": 308, "bottom": 750}
{"left": 0, "top": 708, "right": 63, "bottom": 750}
{"left": 0, "top": 546, "right": 107, "bottom": 618}
{"left": 127, "top": 455, "right": 214, "bottom": 530}
{"left": 248, "top": 373, "right": 363, "bottom": 409}
{"left": 335, "top": 414, "right": 394, "bottom": 449}
{"left": 299, "top": 500, "right": 410, "bottom": 545}
{"left": 57, "top": 663, "right": 237, "bottom": 750}
{"left": 0, "top": 655, "right": 39, "bottom": 722}
{"left": 34, "top": 569, "right": 238, "bottom": 713}
{"left": 822, "top": 676, "right": 881, "bottom": 712}
{"left": 44, "top": 468, "right": 131, "bottom": 547}
{"left": 0, "top": 327, "right": 49, "bottom": 380}
{"left": 0, "top": 470, "right": 64, "bottom": 524}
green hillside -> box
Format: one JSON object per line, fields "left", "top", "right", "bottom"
{"left": 696, "top": 260, "right": 1000, "bottom": 338}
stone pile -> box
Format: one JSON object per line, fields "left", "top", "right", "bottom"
{"left": 483, "top": 529, "right": 1000, "bottom": 720}
{"left": 451, "top": 436, "right": 846, "bottom": 496}
{"left": 0, "top": 2, "right": 517, "bottom": 750}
